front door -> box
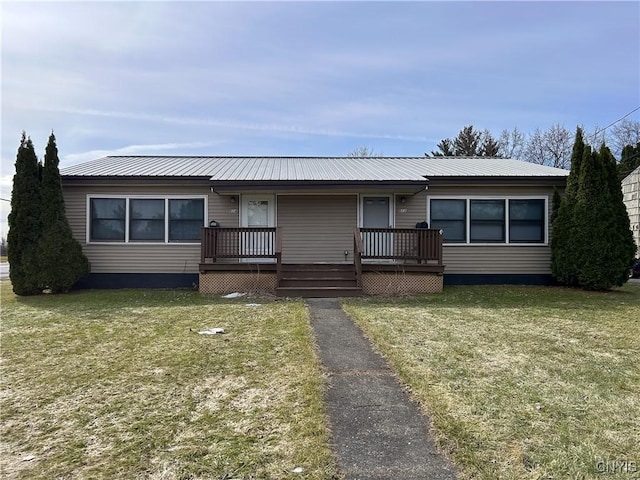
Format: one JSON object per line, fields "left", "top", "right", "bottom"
{"left": 241, "top": 195, "right": 275, "bottom": 262}
{"left": 362, "top": 196, "right": 392, "bottom": 258}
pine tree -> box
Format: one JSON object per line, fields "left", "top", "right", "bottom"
{"left": 37, "top": 133, "right": 89, "bottom": 292}
{"left": 7, "top": 133, "right": 42, "bottom": 295}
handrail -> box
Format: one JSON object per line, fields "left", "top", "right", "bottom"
{"left": 353, "top": 227, "right": 363, "bottom": 287}
{"left": 201, "top": 227, "right": 278, "bottom": 262}
{"left": 275, "top": 227, "right": 283, "bottom": 284}
{"left": 359, "top": 227, "right": 443, "bottom": 264}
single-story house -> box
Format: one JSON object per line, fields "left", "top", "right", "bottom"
{"left": 622, "top": 165, "right": 640, "bottom": 256}
{"left": 60, "top": 156, "right": 569, "bottom": 296}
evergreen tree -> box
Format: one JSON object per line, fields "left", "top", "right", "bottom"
{"left": 617, "top": 143, "right": 640, "bottom": 181}
{"left": 553, "top": 133, "right": 636, "bottom": 290}
{"left": 37, "top": 132, "right": 89, "bottom": 292}
{"left": 551, "top": 127, "right": 585, "bottom": 286}
{"left": 429, "top": 126, "right": 500, "bottom": 157}
{"left": 7, "top": 133, "right": 42, "bottom": 295}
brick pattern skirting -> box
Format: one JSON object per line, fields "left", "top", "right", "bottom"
{"left": 362, "top": 272, "right": 443, "bottom": 295}
{"left": 199, "top": 272, "right": 277, "bottom": 294}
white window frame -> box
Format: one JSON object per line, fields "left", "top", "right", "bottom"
{"left": 86, "top": 195, "right": 208, "bottom": 245}
{"left": 427, "top": 195, "right": 548, "bottom": 246}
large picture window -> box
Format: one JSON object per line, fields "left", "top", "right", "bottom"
{"left": 88, "top": 196, "right": 206, "bottom": 243}
{"left": 429, "top": 197, "right": 547, "bottom": 245}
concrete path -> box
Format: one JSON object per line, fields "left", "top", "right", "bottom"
{"left": 307, "top": 298, "right": 456, "bottom": 480}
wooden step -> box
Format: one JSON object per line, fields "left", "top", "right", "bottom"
{"left": 279, "top": 278, "right": 358, "bottom": 288}
{"left": 275, "top": 286, "right": 363, "bottom": 298}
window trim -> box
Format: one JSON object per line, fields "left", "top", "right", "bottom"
{"left": 86, "top": 195, "right": 207, "bottom": 245}
{"left": 427, "top": 195, "right": 548, "bottom": 246}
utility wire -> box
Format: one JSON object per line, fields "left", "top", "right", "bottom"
{"left": 588, "top": 106, "right": 640, "bottom": 141}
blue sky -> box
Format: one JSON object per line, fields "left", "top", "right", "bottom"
{"left": 1, "top": 1, "right": 639, "bottom": 237}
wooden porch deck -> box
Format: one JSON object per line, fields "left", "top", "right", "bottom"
{"left": 199, "top": 227, "right": 444, "bottom": 296}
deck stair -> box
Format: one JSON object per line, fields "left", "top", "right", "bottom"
{"left": 275, "top": 263, "right": 362, "bottom": 297}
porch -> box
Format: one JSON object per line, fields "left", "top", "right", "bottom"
{"left": 199, "top": 227, "right": 444, "bottom": 296}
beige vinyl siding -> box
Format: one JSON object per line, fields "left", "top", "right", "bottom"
{"left": 277, "top": 195, "right": 357, "bottom": 263}
{"left": 427, "top": 185, "right": 556, "bottom": 274}
{"left": 62, "top": 184, "right": 234, "bottom": 273}
{"left": 395, "top": 191, "right": 427, "bottom": 228}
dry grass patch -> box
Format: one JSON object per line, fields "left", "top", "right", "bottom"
{"left": 0, "top": 282, "right": 337, "bottom": 479}
{"left": 343, "top": 285, "right": 640, "bottom": 480}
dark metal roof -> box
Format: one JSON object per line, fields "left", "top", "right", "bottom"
{"left": 60, "top": 156, "right": 570, "bottom": 181}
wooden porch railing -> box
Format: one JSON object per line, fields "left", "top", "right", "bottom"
{"left": 358, "top": 228, "right": 443, "bottom": 264}
{"left": 353, "top": 228, "right": 364, "bottom": 287}
{"left": 200, "top": 227, "right": 279, "bottom": 263}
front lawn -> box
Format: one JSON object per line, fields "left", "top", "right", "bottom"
{"left": 0, "top": 282, "right": 337, "bottom": 479}
{"left": 343, "top": 285, "right": 640, "bottom": 480}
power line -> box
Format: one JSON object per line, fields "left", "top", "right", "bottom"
{"left": 588, "top": 106, "right": 640, "bottom": 141}
{"left": 0, "top": 198, "right": 10, "bottom": 203}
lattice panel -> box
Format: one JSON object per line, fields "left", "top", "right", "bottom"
{"left": 362, "top": 273, "right": 443, "bottom": 295}
{"left": 199, "top": 273, "right": 277, "bottom": 294}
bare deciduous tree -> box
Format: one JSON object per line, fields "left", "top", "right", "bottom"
{"left": 543, "top": 123, "right": 572, "bottom": 169}
{"left": 347, "top": 146, "right": 383, "bottom": 157}
{"left": 498, "top": 127, "right": 526, "bottom": 159}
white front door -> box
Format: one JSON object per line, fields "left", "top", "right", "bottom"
{"left": 362, "top": 196, "right": 393, "bottom": 258}
{"left": 241, "top": 195, "right": 275, "bottom": 262}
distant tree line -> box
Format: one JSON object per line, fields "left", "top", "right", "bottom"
{"left": 8, "top": 132, "right": 89, "bottom": 295}
{"left": 427, "top": 120, "right": 640, "bottom": 176}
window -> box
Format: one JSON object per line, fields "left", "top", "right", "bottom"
{"left": 509, "top": 199, "right": 545, "bottom": 243}
{"left": 470, "top": 200, "right": 505, "bottom": 243}
{"left": 430, "top": 199, "right": 466, "bottom": 243}
{"left": 130, "top": 199, "right": 165, "bottom": 241}
{"left": 169, "top": 199, "right": 204, "bottom": 242}
{"left": 90, "top": 198, "right": 125, "bottom": 241}
{"left": 429, "top": 197, "right": 547, "bottom": 245}
{"left": 88, "top": 196, "right": 206, "bottom": 243}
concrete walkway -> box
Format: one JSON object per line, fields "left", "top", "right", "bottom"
{"left": 307, "top": 298, "right": 456, "bottom": 480}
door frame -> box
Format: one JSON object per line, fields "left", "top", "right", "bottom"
{"left": 358, "top": 194, "right": 394, "bottom": 228}
{"left": 240, "top": 194, "right": 276, "bottom": 228}
{"left": 240, "top": 194, "right": 276, "bottom": 262}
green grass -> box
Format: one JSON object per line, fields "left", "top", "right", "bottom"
{"left": 0, "top": 282, "right": 338, "bottom": 480}
{"left": 343, "top": 285, "right": 640, "bottom": 480}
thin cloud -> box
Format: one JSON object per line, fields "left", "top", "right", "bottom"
{"left": 62, "top": 141, "right": 225, "bottom": 167}
{"left": 38, "top": 106, "right": 432, "bottom": 143}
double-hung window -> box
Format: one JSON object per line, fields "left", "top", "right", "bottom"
{"left": 429, "top": 197, "right": 547, "bottom": 244}
{"left": 430, "top": 199, "right": 466, "bottom": 243}
{"left": 130, "top": 199, "right": 165, "bottom": 242}
{"left": 90, "top": 198, "right": 126, "bottom": 242}
{"left": 470, "top": 200, "right": 505, "bottom": 243}
{"left": 89, "top": 196, "right": 205, "bottom": 243}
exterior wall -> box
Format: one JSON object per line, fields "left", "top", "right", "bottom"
{"left": 395, "top": 190, "right": 428, "bottom": 228}
{"left": 426, "top": 184, "right": 557, "bottom": 274}
{"left": 62, "top": 184, "right": 236, "bottom": 274}
{"left": 277, "top": 194, "right": 357, "bottom": 263}
{"left": 622, "top": 168, "right": 640, "bottom": 255}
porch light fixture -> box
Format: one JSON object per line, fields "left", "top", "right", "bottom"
{"left": 230, "top": 196, "right": 236, "bottom": 204}
{"left": 400, "top": 196, "right": 407, "bottom": 204}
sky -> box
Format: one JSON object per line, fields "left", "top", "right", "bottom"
{"left": 1, "top": 1, "right": 639, "bottom": 238}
